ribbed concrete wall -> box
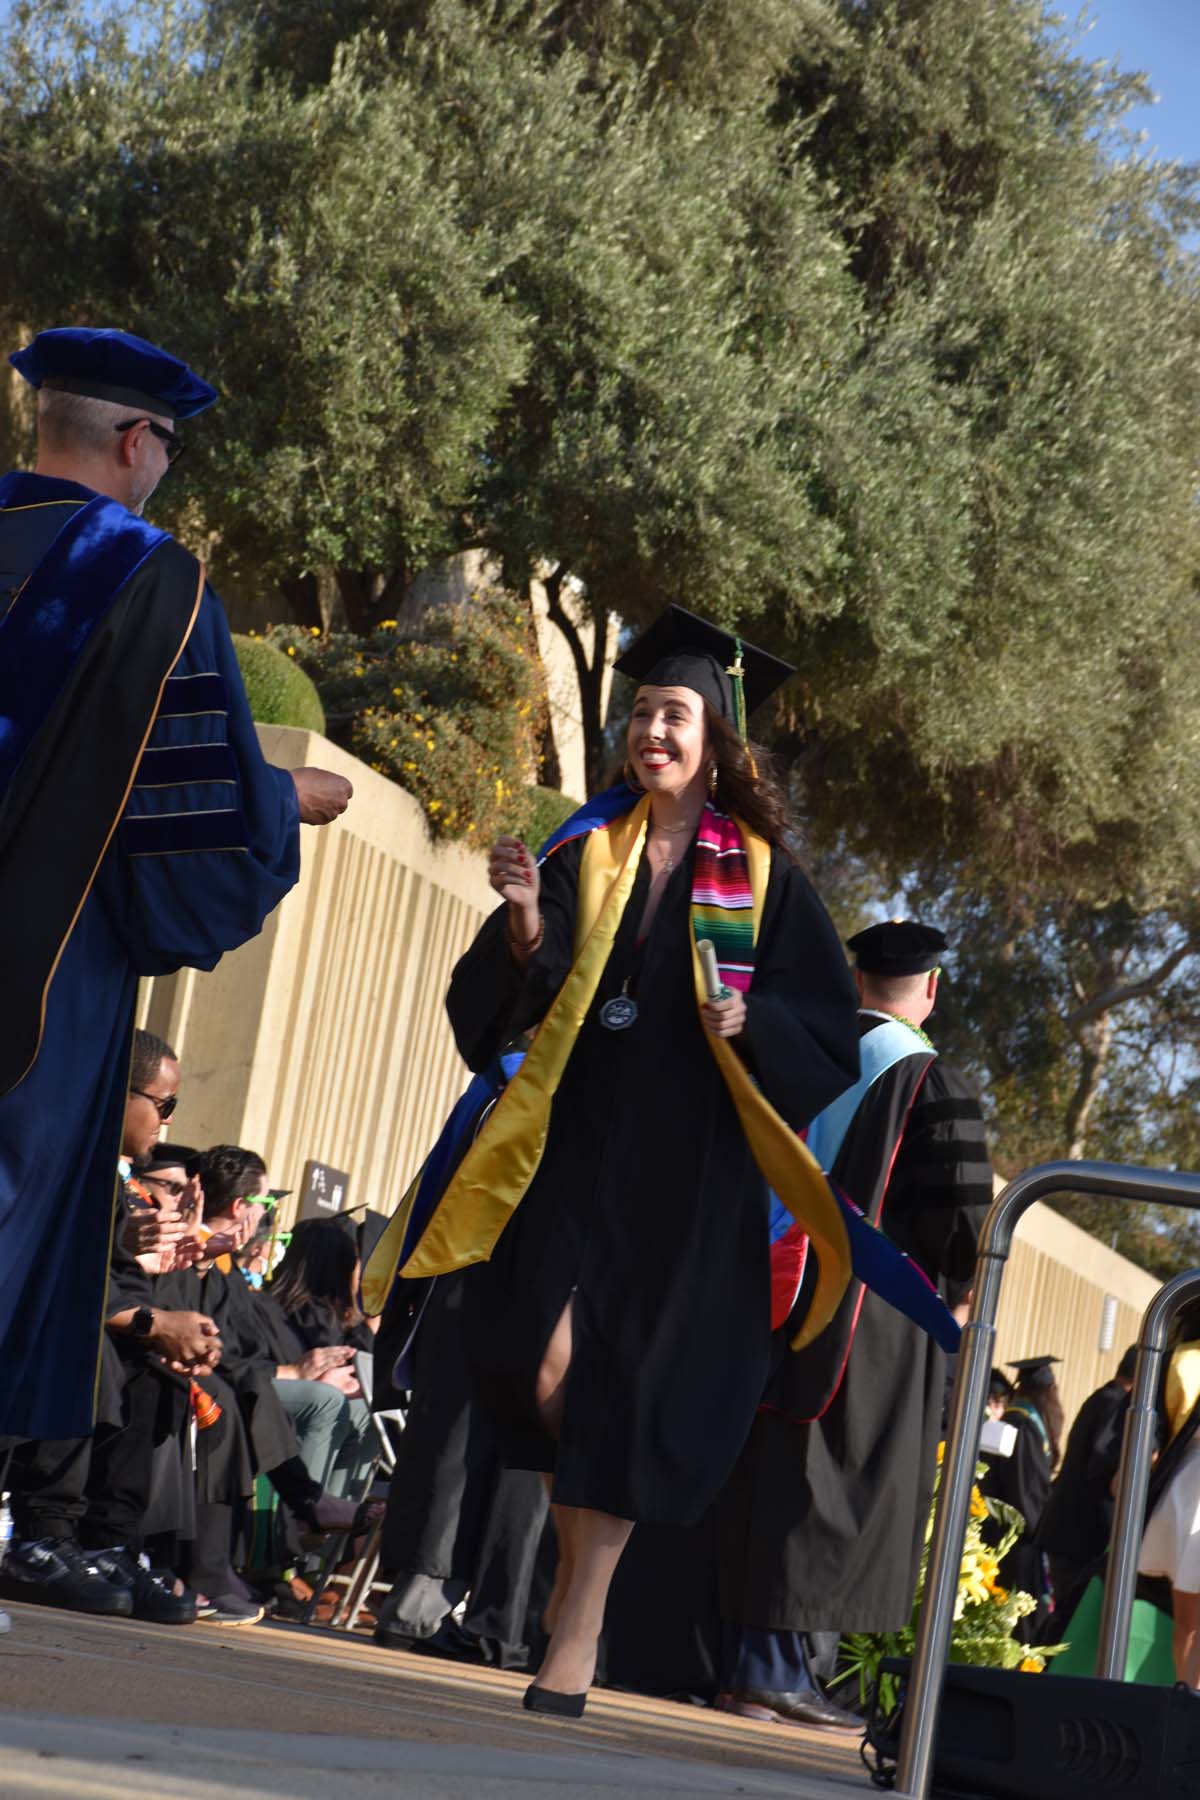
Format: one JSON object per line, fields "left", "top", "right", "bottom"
{"left": 136, "top": 724, "right": 494, "bottom": 1222}
{"left": 137, "top": 731, "right": 1164, "bottom": 1431}
{"left": 993, "top": 1199, "right": 1161, "bottom": 1432}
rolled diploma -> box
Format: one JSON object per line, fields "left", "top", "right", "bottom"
{"left": 697, "top": 938, "right": 726, "bottom": 1002}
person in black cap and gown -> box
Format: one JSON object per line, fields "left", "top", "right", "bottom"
{"left": 0, "top": 326, "right": 352, "bottom": 1449}
{"left": 982, "top": 1354, "right": 1063, "bottom": 1639}
{"left": 716, "top": 920, "right": 993, "bottom": 1725}
{"left": 426, "top": 605, "right": 862, "bottom": 1713}
{"left": 1037, "top": 1346, "right": 1137, "bottom": 1615}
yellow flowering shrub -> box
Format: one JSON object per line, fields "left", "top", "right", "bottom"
{"left": 265, "top": 608, "right": 575, "bottom": 844}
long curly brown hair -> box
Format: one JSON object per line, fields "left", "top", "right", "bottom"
{"left": 703, "top": 703, "right": 795, "bottom": 853}
{"left": 1013, "top": 1376, "right": 1065, "bottom": 1473}
{"left": 617, "top": 694, "right": 796, "bottom": 852}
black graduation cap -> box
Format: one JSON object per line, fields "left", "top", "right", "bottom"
{"left": 613, "top": 605, "right": 794, "bottom": 736}
{"left": 847, "top": 920, "right": 947, "bottom": 977}
{"left": 10, "top": 326, "right": 218, "bottom": 419}
{"left": 1008, "top": 1355, "right": 1061, "bottom": 1391}
{"left": 988, "top": 1368, "right": 1016, "bottom": 1402}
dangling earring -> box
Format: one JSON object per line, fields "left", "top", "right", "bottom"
{"left": 623, "top": 759, "right": 645, "bottom": 794}
{"left": 708, "top": 763, "right": 718, "bottom": 799}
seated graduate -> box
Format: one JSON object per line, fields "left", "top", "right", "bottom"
{"left": 374, "top": 607, "right": 862, "bottom": 1715}
{"left": 0, "top": 1035, "right": 217, "bottom": 1625}
{"left": 256, "top": 1218, "right": 374, "bottom": 1497}
{"left": 156, "top": 1146, "right": 378, "bottom": 1559}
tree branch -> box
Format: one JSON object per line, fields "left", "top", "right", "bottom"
{"left": 542, "top": 566, "right": 608, "bottom": 794}
{"left": 1064, "top": 940, "right": 1196, "bottom": 1032}
{"left": 1065, "top": 1011, "right": 1112, "bottom": 1161}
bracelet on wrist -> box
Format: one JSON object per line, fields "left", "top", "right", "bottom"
{"left": 507, "top": 910, "right": 545, "bottom": 955}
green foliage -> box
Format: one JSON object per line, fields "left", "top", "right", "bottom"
{"left": 840, "top": 1457, "right": 1063, "bottom": 1716}
{"left": 232, "top": 633, "right": 325, "bottom": 732}
{"left": 776, "top": 1, "right": 1200, "bottom": 905}
{"left": 517, "top": 785, "right": 581, "bottom": 851}
{"left": 827, "top": 836, "right": 1200, "bottom": 1277}
{"left": 266, "top": 605, "right": 551, "bottom": 840}
{"left": 0, "top": 0, "right": 1198, "bottom": 904}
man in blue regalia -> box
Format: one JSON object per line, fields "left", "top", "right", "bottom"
{"left": 0, "top": 326, "right": 352, "bottom": 1442}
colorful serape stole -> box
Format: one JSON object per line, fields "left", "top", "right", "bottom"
{"left": 363, "top": 790, "right": 959, "bottom": 1356}
{"left": 691, "top": 807, "right": 755, "bottom": 994}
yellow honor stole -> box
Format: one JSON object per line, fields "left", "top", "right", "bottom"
{"left": 380, "top": 800, "right": 850, "bottom": 1346}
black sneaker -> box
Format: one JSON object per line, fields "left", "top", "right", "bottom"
{"left": 90, "top": 1547, "right": 198, "bottom": 1625}
{"left": 0, "top": 1537, "right": 133, "bottom": 1616}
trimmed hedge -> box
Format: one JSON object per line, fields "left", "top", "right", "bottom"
{"left": 518, "top": 785, "right": 580, "bottom": 851}
{"left": 234, "top": 634, "right": 326, "bottom": 734}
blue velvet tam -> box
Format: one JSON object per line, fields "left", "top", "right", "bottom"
{"left": 9, "top": 327, "right": 218, "bottom": 420}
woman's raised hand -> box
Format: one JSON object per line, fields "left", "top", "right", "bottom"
{"left": 488, "top": 836, "right": 540, "bottom": 909}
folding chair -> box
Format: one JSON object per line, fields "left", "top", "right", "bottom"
{"left": 301, "top": 1351, "right": 405, "bottom": 1630}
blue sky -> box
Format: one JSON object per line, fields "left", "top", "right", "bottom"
{"left": 1073, "top": 1, "right": 1200, "bottom": 166}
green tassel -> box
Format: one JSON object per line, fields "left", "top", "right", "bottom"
{"left": 731, "top": 636, "right": 748, "bottom": 740}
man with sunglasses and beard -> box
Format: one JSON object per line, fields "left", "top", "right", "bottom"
{"left": 0, "top": 1034, "right": 220, "bottom": 1620}
{"left": 0, "top": 327, "right": 353, "bottom": 1459}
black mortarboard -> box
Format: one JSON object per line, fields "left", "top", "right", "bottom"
{"left": 10, "top": 327, "right": 218, "bottom": 420}
{"left": 144, "top": 1143, "right": 198, "bottom": 1174}
{"left": 1008, "top": 1355, "right": 1061, "bottom": 1391}
{"left": 613, "top": 605, "right": 794, "bottom": 736}
{"left": 355, "top": 1207, "right": 391, "bottom": 1270}
{"left": 988, "top": 1367, "right": 1016, "bottom": 1402}
{"left": 847, "top": 920, "right": 947, "bottom": 977}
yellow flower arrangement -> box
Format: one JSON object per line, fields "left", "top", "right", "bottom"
{"left": 841, "top": 1449, "right": 1066, "bottom": 1715}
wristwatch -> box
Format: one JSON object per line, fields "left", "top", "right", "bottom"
{"left": 130, "top": 1305, "right": 155, "bottom": 1338}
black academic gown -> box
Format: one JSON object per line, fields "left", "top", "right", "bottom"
{"left": 1037, "top": 1378, "right": 1129, "bottom": 1606}
{"left": 157, "top": 1262, "right": 298, "bottom": 1474}
{"left": 718, "top": 1021, "right": 993, "bottom": 1633}
{"left": 982, "top": 1400, "right": 1053, "bottom": 1638}
{"left": 447, "top": 831, "right": 859, "bottom": 1526}
{"left": 255, "top": 1291, "right": 374, "bottom": 1358}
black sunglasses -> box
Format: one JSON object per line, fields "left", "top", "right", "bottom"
{"left": 130, "top": 1087, "right": 178, "bottom": 1121}
{"left": 140, "top": 1173, "right": 188, "bottom": 1199}
{"left": 114, "top": 417, "right": 186, "bottom": 466}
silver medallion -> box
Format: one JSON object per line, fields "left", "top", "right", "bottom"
{"left": 599, "top": 994, "right": 638, "bottom": 1031}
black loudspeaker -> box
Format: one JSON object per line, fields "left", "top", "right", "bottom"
{"left": 867, "top": 1659, "right": 1200, "bottom": 1799}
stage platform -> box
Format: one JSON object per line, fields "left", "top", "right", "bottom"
{"left": 0, "top": 1603, "right": 876, "bottom": 1798}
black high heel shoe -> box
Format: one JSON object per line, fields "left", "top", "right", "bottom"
{"left": 523, "top": 1682, "right": 588, "bottom": 1718}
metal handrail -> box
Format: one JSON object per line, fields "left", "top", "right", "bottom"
{"left": 894, "top": 1160, "right": 1200, "bottom": 1800}
{"left": 1095, "top": 1266, "right": 1200, "bottom": 1678}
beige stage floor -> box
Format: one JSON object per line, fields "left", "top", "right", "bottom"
{"left": 0, "top": 1603, "right": 880, "bottom": 1799}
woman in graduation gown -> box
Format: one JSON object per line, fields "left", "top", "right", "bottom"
{"left": 982, "top": 1355, "right": 1063, "bottom": 1641}
{"left": 437, "top": 607, "right": 861, "bottom": 1711}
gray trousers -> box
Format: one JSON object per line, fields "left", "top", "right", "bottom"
{"left": 272, "top": 1380, "right": 371, "bottom": 1497}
